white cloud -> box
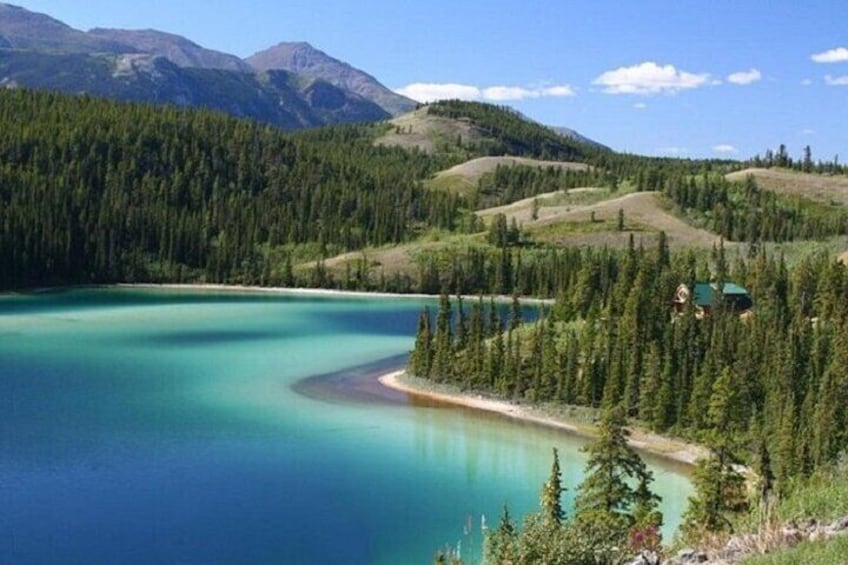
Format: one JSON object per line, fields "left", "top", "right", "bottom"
{"left": 727, "top": 68, "right": 762, "bottom": 85}
{"left": 394, "top": 83, "right": 481, "bottom": 102}
{"left": 713, "top": 144, "right": 738, "bottom": 154}
{"left": 801, "top": 78, "right": 813, "bottom": 86}
{"left": 811, "top": 47, "right": 848, "bottom": 63}
{"left": 633, "top": 102, "right": 648, "bottom": 109}
{"left": 801, "top": 128, "right": 816, "bottom": 135}
{"left": 541, "top": 85, "right": 576, "bottom": 97}
{"left": 825, "top": 74, "right": 848, "bottom": 86}
{"left": 394, "top": 82, "right": 575, "bottom": 103}
{"left": 593, "top": 61, "right": 711, "bottom": 95}
{"left": 481, "top": 86, "right": 533, "bottom": 101}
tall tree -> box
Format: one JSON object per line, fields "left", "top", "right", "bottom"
{"left": 574, "top": 405, "right": 661, "bottom": 533}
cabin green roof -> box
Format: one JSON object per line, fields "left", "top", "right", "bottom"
{"left": 692, "top": 282, "right": 750, "bottom": 307}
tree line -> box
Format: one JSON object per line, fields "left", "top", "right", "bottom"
{"left": 663, "top": 172, "right": 848, "bottom": 242}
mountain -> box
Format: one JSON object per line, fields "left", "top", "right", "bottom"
{"left": 88, "top": 28, "right": 253, "bottom": 73}
{"left": 0, "top": 50, "right": 388, "bottom": 128}
{"left": 0, "top": 3, "right": 128, "bottom": 53}
{"left": 247, "top": 42, "right": 415, "bottom": 116}
{"left": 550, "top": 125, "right": 611, "bottom": 152}
{"left": 0, "top": 3, "right": 395, "bottom": 128}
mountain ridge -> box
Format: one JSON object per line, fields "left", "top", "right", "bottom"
{"left": 0, "top": 49, "right": 388, "bottom": 128}
{"left": 88, "top": 27, "right": 253, "bottom": 73}
{"left": 0, "top": 2, "right": 400, "bottom": 126}
{"left": 247, "top": 41, "right": 415, "bottom": 116}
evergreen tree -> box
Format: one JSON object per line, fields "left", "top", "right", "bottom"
{"left": 409, "top": 307, "right": 433, "bottom": 378}
{"left": 484, "top": 504, "right": 518, "bottom": 564}
{"left": 432, "top": 293, "right": 454, "bottom": 381}
{"left": 574, "top": 405, "right": 660, "bottom": 534}
{"left": 540, "top": 447, "right": 566, "bottom": 525}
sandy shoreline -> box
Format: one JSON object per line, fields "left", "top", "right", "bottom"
{"left": 114, "top": 283, "right": 554, "bottom": 304}
{"left": 379, "top": 371, "right": 707, "bottom": 468}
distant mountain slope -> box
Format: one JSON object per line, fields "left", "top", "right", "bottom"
{"left": 0, "top": 2, "right": 129, "bottom": 52}
{"left": 247, "top": 42, "right": 415, "bottom": 116}
{"left": 88, "top": 28, "right": 252, "bottom": 73}
{"left": 0, "top": 3, "right": 400, "bottom": 128}
{"left": 550, "top": 125, "right": 611, "bottom": 152}
{"left": 0, "top": 50, "right": 388, "bottom": 128}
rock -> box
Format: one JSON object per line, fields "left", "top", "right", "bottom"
{"left": 623, "top": 550, "right": 661, "bottom": 565}
{"left": 808, "top": 526, "right": 827, "bottom": 542}
{"left": 799, "top": 517, "right": 818, "bottom": 531}
{"left": 781, "top": 524, "right": 803, "bottom": 546}
{"left": 827, "top": 515, "right": 848, "bottom": 533}
{"left": 668, "top": 548, "right": 708, "bottom": 563}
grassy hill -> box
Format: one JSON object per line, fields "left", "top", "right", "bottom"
{"left": 479, "top": 189, "right": 727, "bottom": 249}
{"left": 426, "top": 156, "right": 589, "bottom": 196}
{"left": 376, "top": 105, "right": 486, "bottom": 155}
{"left": 377, "top": 100, "right": 603, "bottom": 161}
{"left": 726, "top": 167, "right": 848, "bottom": 205}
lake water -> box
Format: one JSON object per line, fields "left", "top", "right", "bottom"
{"left": 0, "top": 288, "right": 692, "bottom": 564}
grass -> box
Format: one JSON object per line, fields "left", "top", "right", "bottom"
{"left": 742, "top": 536, "right": 848, "bottom": 565}
{"left": 725, "top": 463, "right": 848, "bottom": 563}
{"left": 425, "top": 173, "right": 476, "bottom": 196}
{"left": 531, "top": 217, "right": 650, "bottom": 238}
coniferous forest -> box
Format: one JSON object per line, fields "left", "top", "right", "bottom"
{"left": 0, "top": 89, "right": 462, "bottom": 288}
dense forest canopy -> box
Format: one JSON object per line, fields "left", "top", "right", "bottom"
{"left": 0, "top": 89, "right": 465, "bottom": 288}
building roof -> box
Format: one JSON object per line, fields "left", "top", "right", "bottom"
{"left": 692, "top": 281, "right": 750, "bottom": 308}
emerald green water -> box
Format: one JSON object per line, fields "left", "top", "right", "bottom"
{"left": 0, "top": 288, "right": 692, "bottom": 564}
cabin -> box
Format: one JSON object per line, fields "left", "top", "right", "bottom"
{"left": 672, "top": 281, "right": 753, "bottom": 318}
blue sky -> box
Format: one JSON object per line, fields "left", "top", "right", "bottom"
{"left": 12, "top": 0, "right": 848, "bottom": 160}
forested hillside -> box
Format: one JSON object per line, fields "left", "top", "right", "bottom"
{"left": 426, "top": 100, "right": 600, "bottom": 161}
{"left": 5, "top": 88, "right": 846, "bottom": 299}
{"left": 0, "top": 89, "right": 458, "bottom": 289}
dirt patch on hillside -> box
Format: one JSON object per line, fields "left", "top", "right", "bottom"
{"left": 726, "top": 168, "right": 848, "bottom": 205}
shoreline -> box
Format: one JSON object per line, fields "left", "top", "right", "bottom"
{"left": 22, "top": 282, "right": 554, "bottom": 304}
{"left": 379, "top": 370, "right": 707, "bottom": 468}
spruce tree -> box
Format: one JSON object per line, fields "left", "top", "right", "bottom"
{"left": 409, "top": 307, "right": 433, "bottom": 378}
{"left": 432, "top": 293, "right": 453, "bottom": 381}
{"left": 574, "top": 405, "right": 660, "bottom": 533}
{"left": 540, "top": 447, "right": 565, "bottom": 525}
{"left": 681, "top": 367, "right": 748, "bottom": 539}
{"left": 484, "top": 504, "right": 518, "bottom": 564}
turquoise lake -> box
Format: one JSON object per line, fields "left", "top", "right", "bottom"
{"left": 0, "top": 288, "right": 692, "bottom": 564}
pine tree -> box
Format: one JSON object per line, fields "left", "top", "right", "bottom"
{"left": 540, "top": 447, "right": 565, "bottom": 525}
{"left": 484, "top": 504, "right": 518, "bottom": 564}
{"left": 574, "top": 405, "right": 660, "bottom": 533}
{"left": 409, "top": 307, "right": 433, "bottom": 378}
{"left": 681, "top": 367, "right": 748, "bottom": 539}
{"left": 432, "top": 293, "right": 453, "bottom": 381}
